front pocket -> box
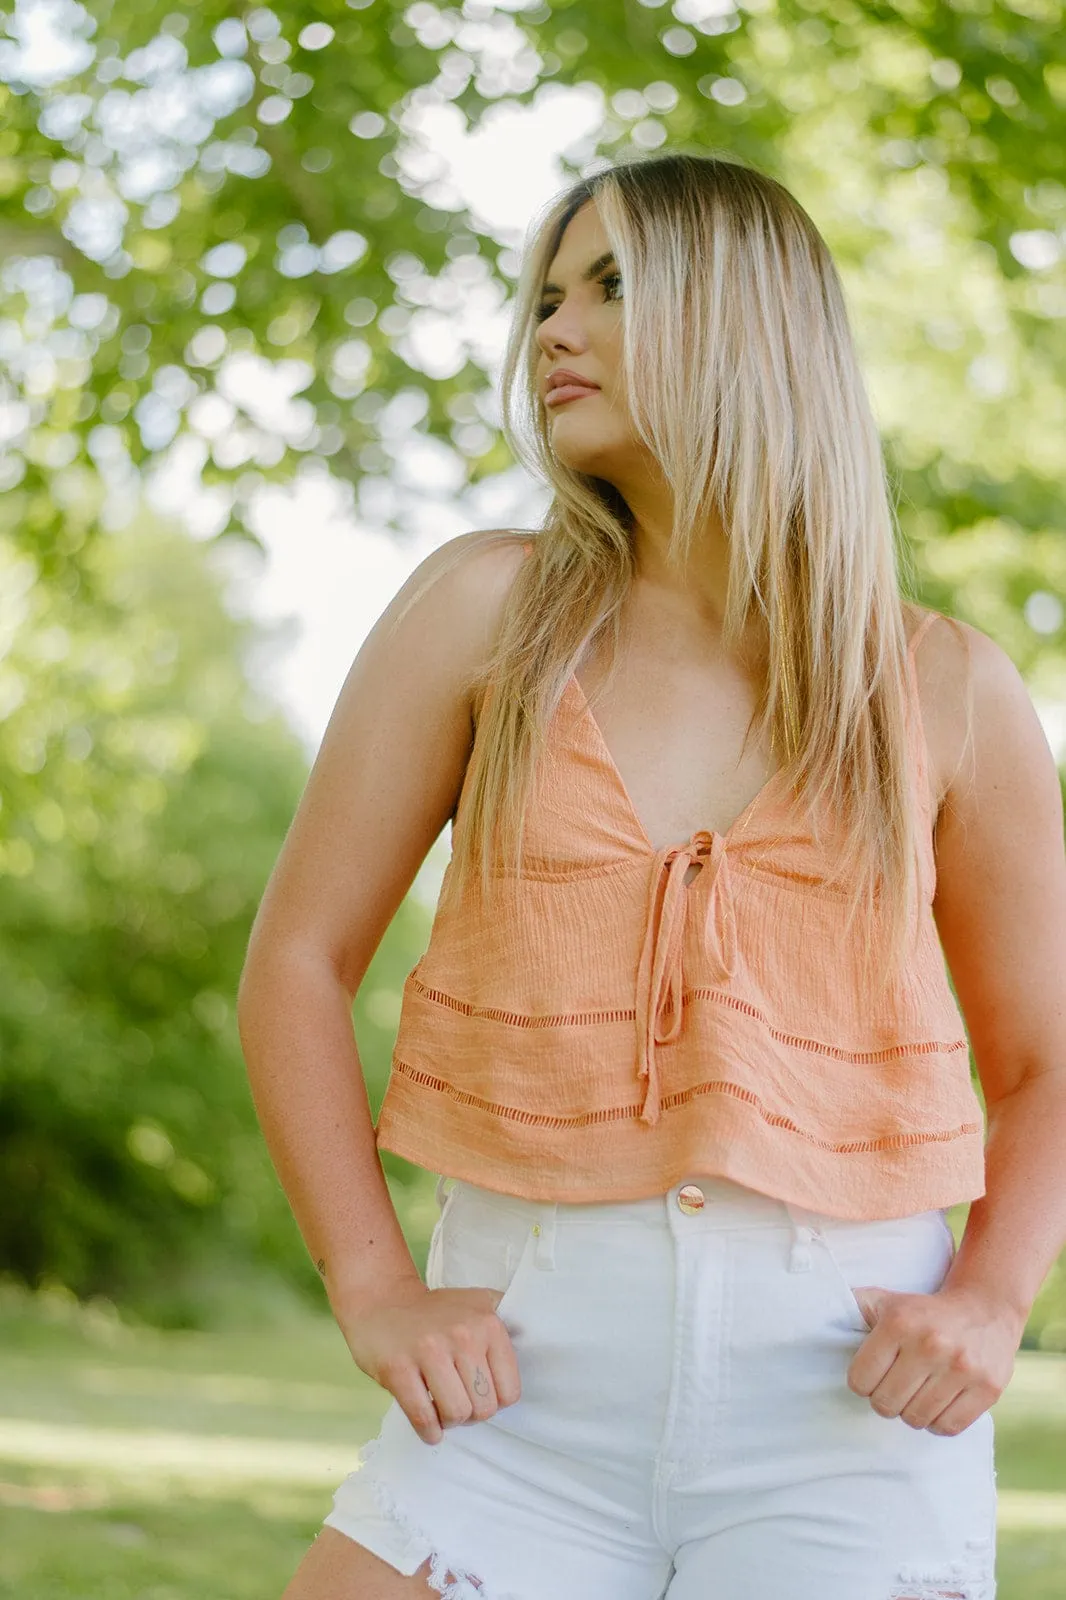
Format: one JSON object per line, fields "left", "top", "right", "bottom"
{"left": 423, "top": 1182, "right": 460, "bottom": 1290}
{"left": 815, "top": 1231, "right": 872, "bottom": 1332}
{"left": 433, "top": 1193, "right": 540, "bottom": 1329}
{"left": 491, "top": 1225, "right": 538, "bottom": 1325}
{"left": 815, "top": 1210, "right": 956, "bottom": 1335}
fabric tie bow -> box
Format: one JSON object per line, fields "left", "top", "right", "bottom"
{"left": 634, "top": 828, "right": 738, "bottom": 1126}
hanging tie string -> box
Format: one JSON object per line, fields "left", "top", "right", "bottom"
{"left": 634, "top": 828, "right": 738, "bottom": 1126}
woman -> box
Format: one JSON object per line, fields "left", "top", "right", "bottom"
{"left": 238, "top": 152, "right": 1066, "bottom": 1600}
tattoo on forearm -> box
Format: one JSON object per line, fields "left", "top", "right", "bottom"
{"left": 316, "top": 1258, "right": 326, "bottom": 1278}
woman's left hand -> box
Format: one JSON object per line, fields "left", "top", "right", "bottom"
{"left": 846, "top": 1283, "right": 1025, "bottom": 1435}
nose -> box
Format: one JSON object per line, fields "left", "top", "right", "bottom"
{"left": 536, "top": 304, "right": 588, "bottom": 359}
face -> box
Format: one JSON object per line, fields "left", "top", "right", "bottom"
{"left": 535, "top": 199, "right": 644, "bottom": 482}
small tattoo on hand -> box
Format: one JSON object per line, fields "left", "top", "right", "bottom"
{"left": 473, "top": 1366, "right": 489, "bottom": 1396}
{"left": 316, "top": 1258, "right": 326, "bottom": 1278}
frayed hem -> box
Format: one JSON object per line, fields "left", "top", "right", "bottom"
{"left": 354, "top": 1436, "right": 525, "bottom": 1600}
{"left": 887, "top": 1533, "right": 996, "bottom": 1600}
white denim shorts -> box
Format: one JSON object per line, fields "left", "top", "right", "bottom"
{"left": 323, "top": 1173, "right": 997, "bottom": 1600}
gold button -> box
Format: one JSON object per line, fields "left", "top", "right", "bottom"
{"left": 532, "top": 1223, "right": 541, "bottom": 1236}
{"left": 677, "top": 1184, "right": 705, "bottom": 1215}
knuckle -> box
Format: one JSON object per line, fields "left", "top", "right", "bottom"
{"left": 442, "top": 1398, "right": 474, "bottom": 1425}
{"left": 919, "top": 1328, "right": 953, "bottom": 1359}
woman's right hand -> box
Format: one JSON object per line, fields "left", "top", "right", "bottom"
{"left": 342, "top": 1280, "right": 522, "bottom": 1445}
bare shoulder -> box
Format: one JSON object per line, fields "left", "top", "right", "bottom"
{"left": 910, "top": 607, "right": 1056, "bottom": 820}
{"left": 378, "top": 526, "right": 535, "bottom": 716}
{"left": 433, "top": 528, "right": 535, "bottom": 709}
{"left": 239, "top": 527, "right": 535, "bottom": 996}
{"left": 908, "top": 608, "right": 1008, "bottom": 817}
{"left": 905, "top": 608, "right": 964, "bottom": 816}
{"left": 915, "top": 611, "right": 1066, "bottom": 1104}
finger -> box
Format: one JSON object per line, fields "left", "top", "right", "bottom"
{"left": 847, "top": 1332, "right": 901, "bottom": 1397}
{"left": 865, "top": 1357, "right": 942, "bottom": 1420}
{"left": 485, "top": 1313, "right": 522, "bottom": 1408}
{"left": 926, "top": 1392, "right": 984, "bottom": 1437}
{"left": 420, "top": 1354, "right": 475, "bottom": 1429}
{"left": 388, "top": 1367, "right": 445, "bottom": 1445}
{"left": 453, "top": 1351, "right": 500, "bottom": 1422}
{"left": 899, "top": 1374, "right": 967, "bottom": 1432}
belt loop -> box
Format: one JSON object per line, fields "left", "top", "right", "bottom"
{"left": 783, "top": 1200, "right": 821, "bottom": 1273}
{"left": 435, "top": 1173, "right": 453, "bottom": 1211}
{"left": 532, "top": 1202, "right": 558, "bottom": 1269}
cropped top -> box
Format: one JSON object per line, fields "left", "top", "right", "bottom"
{"left": 373, "top": 602, "right": 986, "bottom": 1221}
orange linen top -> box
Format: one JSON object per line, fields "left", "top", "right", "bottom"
{"left": 374, "top": 604, "right": 986, "bottom": 1221}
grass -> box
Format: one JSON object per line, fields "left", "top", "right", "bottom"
{"left": 1, "top": 1284, "right": 1064, "bottom": 1598}
{"left": 0, "top": 1283, "right": 388, "bottom": 1599}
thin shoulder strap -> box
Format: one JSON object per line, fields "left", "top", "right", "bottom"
{"left": 477, "top": 539, "right": 534, "bottom": 716}
{"left": 904, "top": 612, "right": 940, "bottom": 827}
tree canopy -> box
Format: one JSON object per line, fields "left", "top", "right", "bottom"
{"left": 0, "top": 0, "right": 1062, "bottom": 690}
{"left": 1, "top": 0, "right": 1064, "bottom": 1327}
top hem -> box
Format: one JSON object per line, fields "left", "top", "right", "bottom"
{"left": 375, "top": 1110, "right": 987, "bottom": 1223}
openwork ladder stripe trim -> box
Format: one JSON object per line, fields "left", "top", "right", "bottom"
{"left": 391, "top": 1058, "right": 983, "bottom": 1153}
{"left": 409, "top": 976, "right": 970, "bottom": 1068}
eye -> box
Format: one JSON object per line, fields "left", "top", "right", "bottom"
{"left": 534, "top": 271, "right": 623, "bottom": 323}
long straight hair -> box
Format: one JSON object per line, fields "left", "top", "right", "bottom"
{"left": 397, "top": 150, "right": 972, "bottom": 996}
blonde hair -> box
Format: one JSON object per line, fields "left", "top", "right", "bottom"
{"left": 401, "top": 149, "right": 972, "bottom": 995}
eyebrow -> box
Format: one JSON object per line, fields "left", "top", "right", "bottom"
{"left": 539, "top": 250, "right": 617, "bottom": 297}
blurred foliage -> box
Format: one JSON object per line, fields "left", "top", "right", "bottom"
{"left": 0, "top": 508, "right": 433, "bottom": 1325}
{"left": 0, "top": 0, "right": 1061, "bottom": 681}
{"left": 0, "top": 0, "right": 1064, "bottom": 1325}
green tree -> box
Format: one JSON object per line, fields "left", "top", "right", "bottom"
{"left": 0, "top": 507, "right": 431, "bottom": 1324}
{"left": 0, "top": 1, "right": 1062, "bottom": 698}
{"left": 1, "top": 0, "right": 1064, "bottom": 1330}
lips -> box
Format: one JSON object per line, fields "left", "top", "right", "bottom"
{"left": 544, "top": 369, "right": 600, "bottom": 407}
{"left": 546, "top": 368, "right": 599, "bottom": 392}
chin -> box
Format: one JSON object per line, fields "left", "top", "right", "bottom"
{"left": 550, "top": 434, "right": 619, "bottom": 477}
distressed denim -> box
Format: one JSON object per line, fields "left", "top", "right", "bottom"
{"left": 324, "top": 1173, "right": 997, "bottom": 1600}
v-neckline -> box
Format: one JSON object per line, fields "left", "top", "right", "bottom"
{"left": 565, "top": 671, "right": 784, "bottom": 856}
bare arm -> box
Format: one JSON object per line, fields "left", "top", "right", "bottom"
{"left": 843, "top": 619, "right": 1066, "bottom": 1437}
{"left": 927, "top": 618, "right": 1066, "bottom": 1326}
{"left": 236, "top": 529, "right": 532, "bottom": 1330}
